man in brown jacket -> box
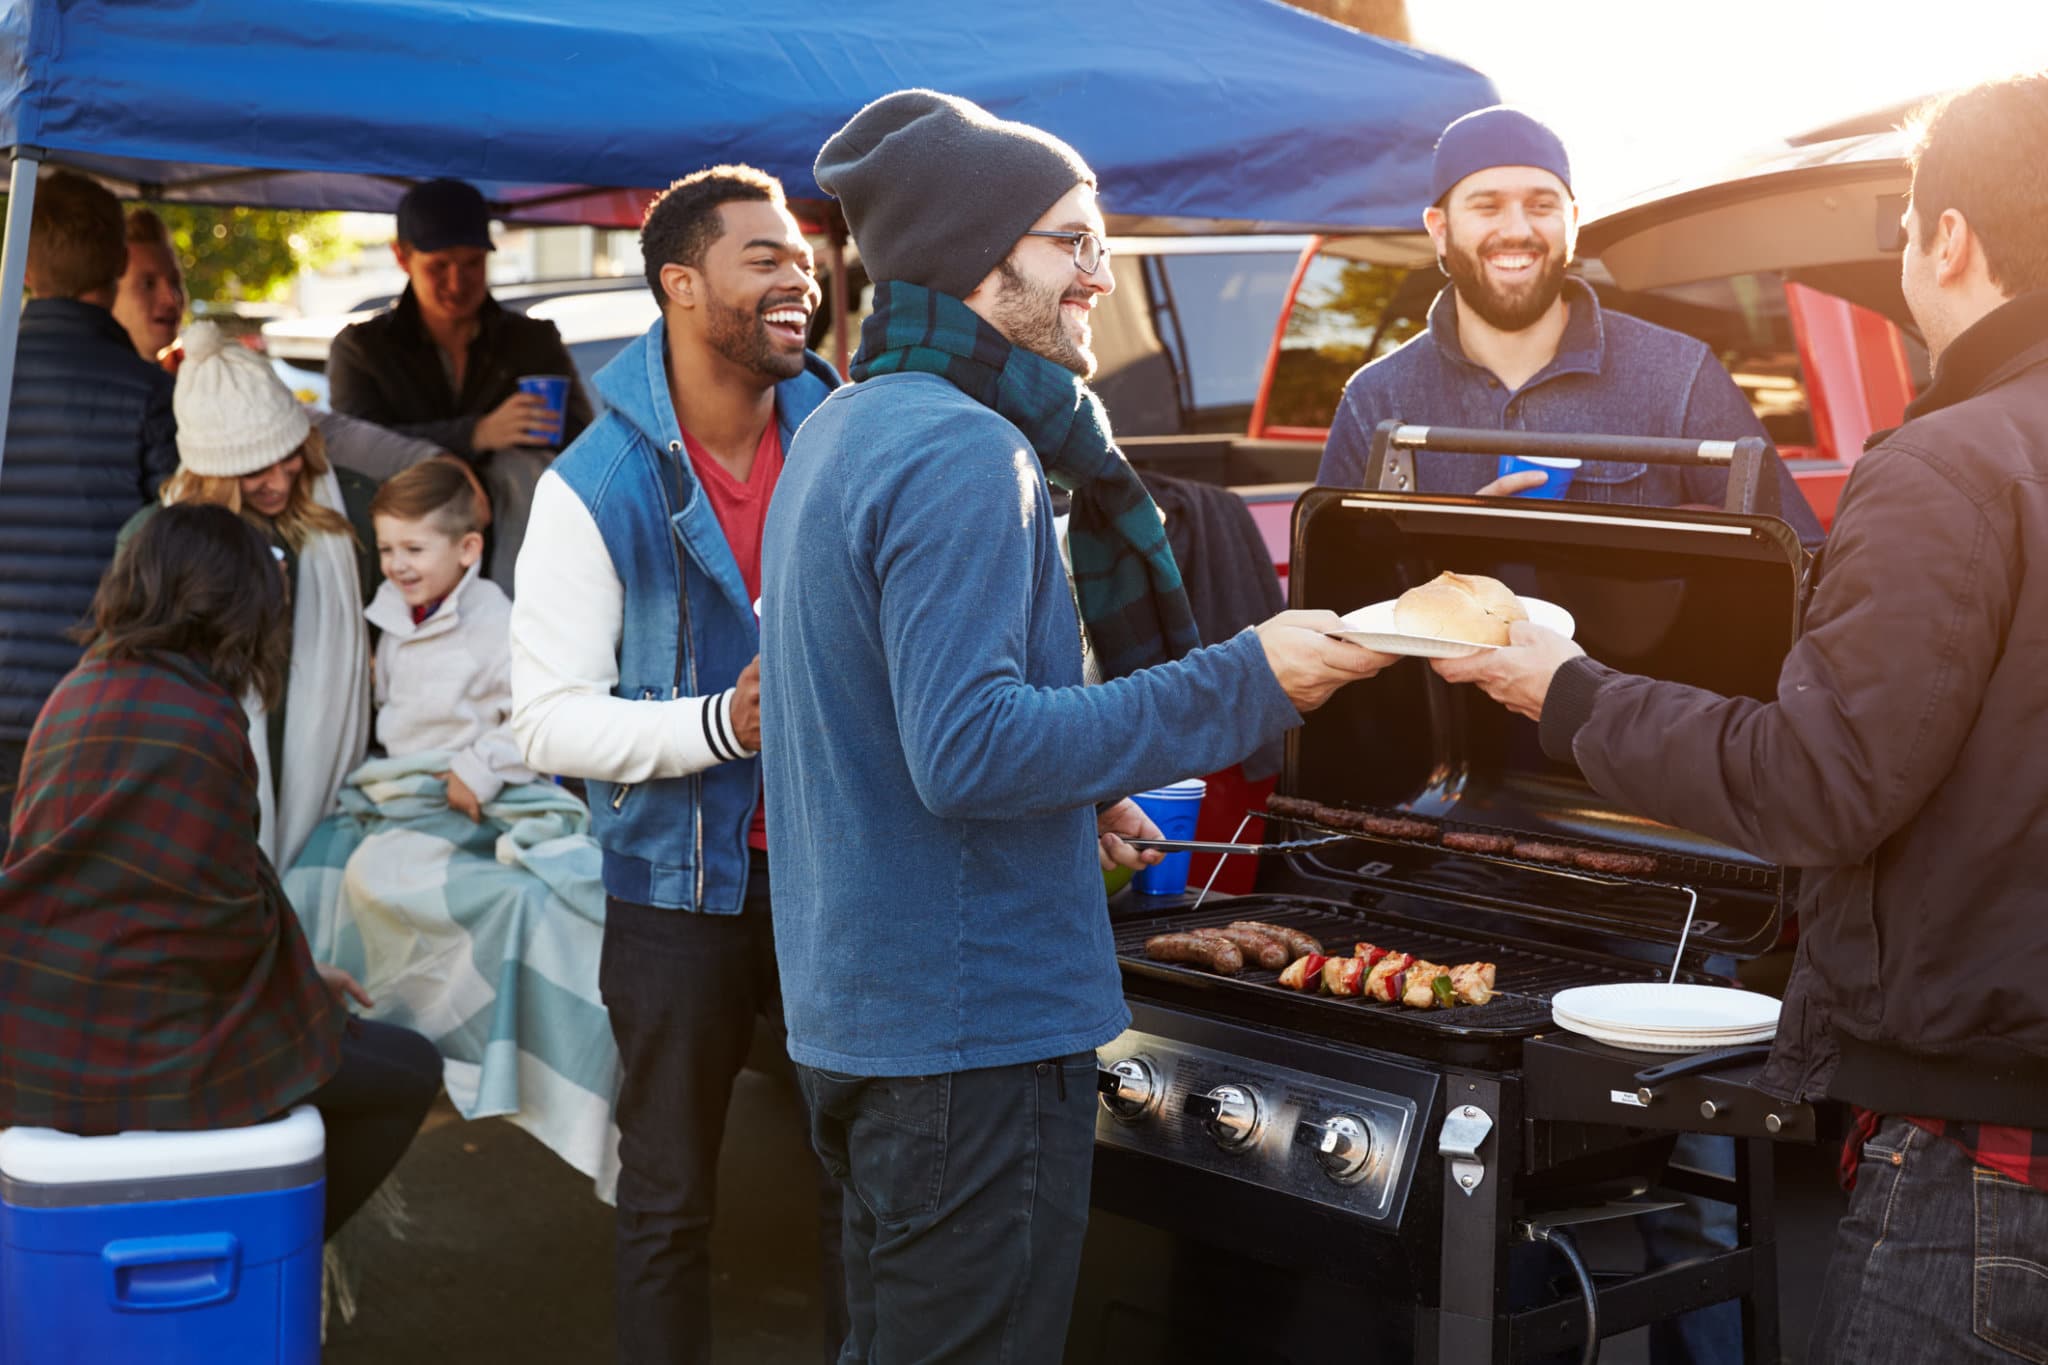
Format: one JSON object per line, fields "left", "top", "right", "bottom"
{"left": 1434, "top": 75, "right": 2048, "bottom": 1364}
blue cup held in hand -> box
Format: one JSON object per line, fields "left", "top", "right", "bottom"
{"left": 1495, "top": 454, "right": 1580, "bottom": 498}
{"left": 517, "top": 373, "right": 571, "bottom": 448}
{"left": 1130, "top": 779, "right": 1207, "bottom": 896}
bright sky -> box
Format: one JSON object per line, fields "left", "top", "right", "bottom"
{"left": 1407, "top": 0, "right": 2048, "bottom": 211}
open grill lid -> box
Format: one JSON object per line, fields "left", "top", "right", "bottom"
{"left": 1277, "top": 483, "right": 1807, "bottom": 960}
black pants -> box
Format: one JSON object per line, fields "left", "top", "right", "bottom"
{"left": 798, "top": 1052, "right": 1100, "bottom": 1365}
{"left": 601, "top": 851, "right": 847, "bottom": 1365}
{"left": 299, "top": 1017, "right": 444, "bottom": 1239}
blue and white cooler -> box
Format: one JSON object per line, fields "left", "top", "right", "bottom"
{"left": 0, "top": 1106, "right": 324, "bottom": 1364}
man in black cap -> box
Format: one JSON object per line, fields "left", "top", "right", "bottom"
{"left": 761, "top": 90, "right": 1389, "bottom": 1363}
{"left": 1318, "top": 106, "right": 1823, "bottom": 551}
{"left": 329, "top": 177, "right": 593, "bottom": 587}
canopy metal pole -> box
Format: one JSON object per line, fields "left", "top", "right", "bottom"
{"left": 0, "top": 149, "right": 44, "bottom": 488}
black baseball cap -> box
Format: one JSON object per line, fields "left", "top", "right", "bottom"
{"left": 396, "top": 178, "right": 495, "bottom": 253}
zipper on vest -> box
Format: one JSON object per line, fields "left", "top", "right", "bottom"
{"left": 609, "top": 687, "right": 662, "bottom": 811}
{"left": 661, "top": 439, "right": 706, "bottom": 911}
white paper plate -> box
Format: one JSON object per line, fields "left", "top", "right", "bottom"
{"left": 1551, "top": 1009, "right": 1774, "bottom": 1043}
{"left": 1547, "top": 1017, "right": 1776, "bottom": 1053}
{"left": 1550, "top": 983, "right": 1780, "bottom": 1034}
{"left": 1329, "top": 595, "right": 1575, "bottom": 659}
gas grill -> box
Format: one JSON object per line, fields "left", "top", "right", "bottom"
{"left": 1068, "top": 426, "right": 1815, "bottom": 1364}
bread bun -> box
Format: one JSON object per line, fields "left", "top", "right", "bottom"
{"left": 1393, "top": 572, "right": 1528, "bottom": 645}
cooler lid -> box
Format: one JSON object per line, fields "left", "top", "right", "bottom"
{"left": 1281, "top": 487, "right": 1806, "bottom": 959}
{"left": 0, "top": 1105, "right": 324, "bottom": 1199}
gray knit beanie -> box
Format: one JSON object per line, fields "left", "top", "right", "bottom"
{"left": 815, "top": 90, "right": 1096, "bottom": 301}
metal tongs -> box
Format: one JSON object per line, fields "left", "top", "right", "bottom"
{"left": 1123, "top": 834, "right": 1349, "bottom": 856}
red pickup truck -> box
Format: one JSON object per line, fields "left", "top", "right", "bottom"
{"left": 1099, "top": 109, "right": 1921, "bottom": 577}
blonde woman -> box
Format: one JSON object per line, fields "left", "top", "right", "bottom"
{"left": 123, "top": 321, "right": 376, "bottom": 869}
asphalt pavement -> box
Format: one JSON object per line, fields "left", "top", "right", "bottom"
{"left": 321, "top": 1063, "right": 1846, "bottom": 1364}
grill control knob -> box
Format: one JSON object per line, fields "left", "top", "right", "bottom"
{"left": 1295, "top": 1114, "right": 1375, "bottom": 1184}
{"left": 1096, "top": 1056, "right": 1159, "bottom": 1122}
{"left": 1182, "top": 1084, "right": 1262, "bottom": 1150}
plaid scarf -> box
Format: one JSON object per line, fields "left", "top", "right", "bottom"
{"left": 852, "top": 280, "right": 1200, "bottom": 680}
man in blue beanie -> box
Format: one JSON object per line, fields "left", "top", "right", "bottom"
{"left": 1318, "top": 105, "right": 1823, "bottom": 551}
{"left": 1324, "top": 106, "right": 1776, "bottom": 1365}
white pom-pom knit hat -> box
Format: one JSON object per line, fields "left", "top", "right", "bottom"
{"left": 172, "top": 320, "right": 312, "bottom": 477}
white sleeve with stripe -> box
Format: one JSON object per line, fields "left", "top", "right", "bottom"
{"left": 510, "top": 470, "right": 754, "bottom": 783}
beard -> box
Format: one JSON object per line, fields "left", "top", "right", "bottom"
{"left": 988, "top": 259, "right": 1095, "bottom": 378}
{"left": 703, "top": 284, "right": 808, "bottom": 381}
{"left": 1440, "top": 225, "right": 1568, "bottom": 333}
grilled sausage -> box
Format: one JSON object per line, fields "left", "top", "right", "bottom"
{"left": 1442, "top": 831, "right": 1516, "bottom": 855}
{"left": 1573, "top": 849, "right": 1659, "bottom": 877}
{"left": 1316, "top": 804, "right": 1367, "bottom": 830}
{"left": 1359, "top": 814, "right": 1439, "bottom": 841}
{"left": 1511, "top": 840, "right": 1577, "bottom": 864}
{"left": 1193, "top": 926, "right": 1288, "bottom": 970}
{"left": 1265, "top": 794, "right": 1320, "bottom": 821}
{"left": 1145, "top": 933, "right": 1243, "bottom": 975}
{"left": 1227, "top": 920, "right": 1324, "bottom": 959}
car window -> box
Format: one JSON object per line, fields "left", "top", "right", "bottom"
{"left": 1601, "top": 273, "right": 1817, "bottom": 450}
{"left": 1092, "top": 249, "right": 1297, "bottom": 436}
{"left": 1264, "top": 254, "right": 1425, "bottom": 431}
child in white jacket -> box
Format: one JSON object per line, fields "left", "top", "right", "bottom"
{"left": 367, "top": 460, "right": 535, "bottom": 819}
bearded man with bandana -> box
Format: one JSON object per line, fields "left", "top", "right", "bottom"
{"left": 759, "top": 90, "right": 1393, "bottom": 1362}
{"left": 1317, "top": 106, "right": 1824, "bottom": 551}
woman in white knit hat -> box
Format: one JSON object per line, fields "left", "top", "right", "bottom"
{"left": 122, "top": 320, "right": 378, "bottom": 869}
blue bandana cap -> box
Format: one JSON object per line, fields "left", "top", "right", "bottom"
{"left": 1430, "top": 106, "right": 1572, "bottom": 205}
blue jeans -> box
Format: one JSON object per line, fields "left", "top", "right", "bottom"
{"left": 798, "top": 1052, "right": 1099, "bottom": 1365}
{"left": 1810, "top": 1116, "right": 2048, "bottom": 1363}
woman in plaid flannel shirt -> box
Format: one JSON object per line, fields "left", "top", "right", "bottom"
{"left": 0, "top": 504, "right": 442, "bottom": 1237}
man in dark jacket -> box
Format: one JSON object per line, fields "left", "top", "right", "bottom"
{"left": 0, "top": 169, "right": 178, "bottom": 853}
{"left": 1435, "top": 76, "right": 2048, "bottom": 1363}
{"left": 327, "top": 178, "right": 592, "bottom": 589}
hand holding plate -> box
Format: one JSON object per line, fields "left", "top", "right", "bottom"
{"left": 1430, "top": 621, "right": 1585, "bottom": 721}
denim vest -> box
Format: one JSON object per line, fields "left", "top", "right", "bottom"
{"left": 550, "top": 319, "right": 836, "bottom": 911}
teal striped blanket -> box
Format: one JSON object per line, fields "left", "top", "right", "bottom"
{"left": 284, "top": 752, "right": 620, "bottom": 1201}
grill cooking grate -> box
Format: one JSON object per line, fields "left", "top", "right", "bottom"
{"left": 1268, "top": 802, "right": 1775, "bottom": 891}
{"left": 1116, "top": 895, "right": 1661, "bottom": 1044}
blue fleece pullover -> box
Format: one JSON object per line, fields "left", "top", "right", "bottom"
{"left": 761, "top": 372, "right": 1299, "bottom": 1076}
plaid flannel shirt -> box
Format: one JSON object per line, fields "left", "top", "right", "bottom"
{"left": 1843, "top": 1108, "right": 2048, "bottom": 1193}
{"left": 0, "top": 649, "right": 342, "bottom": 1135}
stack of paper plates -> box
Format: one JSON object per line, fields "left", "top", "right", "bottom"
{"left": 1549, "top": 983, "right": 1780, "bottom": 1054}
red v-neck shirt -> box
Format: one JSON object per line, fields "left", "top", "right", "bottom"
{"left": 682, "top": 419, "right": 783, "bottom": 851}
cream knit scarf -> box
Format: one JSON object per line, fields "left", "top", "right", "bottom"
{"left": 249, "top": 467, "right": 371, "bottom": 870}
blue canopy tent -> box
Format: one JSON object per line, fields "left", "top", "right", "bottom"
{"left": 0, "top": 0, "right": 1494, "bottom": 461}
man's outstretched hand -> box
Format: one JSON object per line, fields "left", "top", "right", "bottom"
{"left": 1429, "top": 621, "right": 1585, "bottom": 722}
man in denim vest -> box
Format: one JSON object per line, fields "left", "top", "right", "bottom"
{"left": 509, "top": 165, "right": 843, "bottom": 1365}
{"left": 1318, "top": 106, "right": 1823, "bottom": 552}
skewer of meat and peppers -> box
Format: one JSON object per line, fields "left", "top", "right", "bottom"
{"left": 1142, "top": 922, "right": 1496, "bottom": 1009}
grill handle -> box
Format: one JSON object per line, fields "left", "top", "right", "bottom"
{"left": 1630, "top": 1043, "right": 1774, "bottom": 1087}
{"left": 1363, "top": 419, "right": 1771, "bottom": 517}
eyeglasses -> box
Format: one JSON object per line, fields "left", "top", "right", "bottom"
{"left": 1022, "top": 229, "right": 1110, "bottom": 276}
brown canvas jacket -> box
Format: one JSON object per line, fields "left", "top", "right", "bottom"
{"left": 1540, "top": 289, "right": 2048, "bottom": 1126}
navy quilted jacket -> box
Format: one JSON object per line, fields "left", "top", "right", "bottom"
{"left": 0, "top": 299, "right": 178, "bottom": 742}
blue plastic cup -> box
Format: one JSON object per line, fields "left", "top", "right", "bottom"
{"left": 1130, "top": 778, "right": 1207, "bottom": 896}
{"left": 1495, "top": 454, "right": 1580, "bottom": 498}
{"left": 517, "top": 373, "right": 571, "bottom": 448}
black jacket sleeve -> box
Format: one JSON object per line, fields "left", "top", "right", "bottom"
{"left": 1559, "top": 441, "right": 2008, "bottom": 866}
